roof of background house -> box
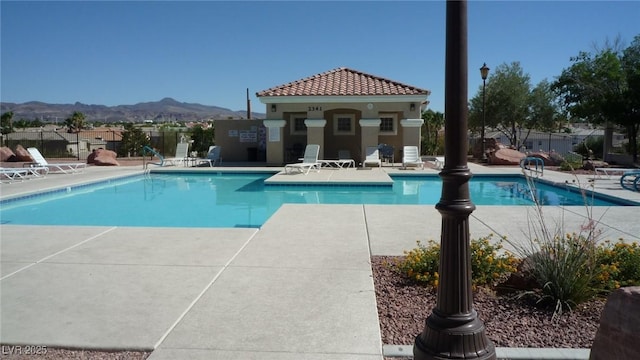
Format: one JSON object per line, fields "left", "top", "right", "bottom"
{"left": 256, "top": 67, "right": 430, "bottom": 97}
{"left": 79, "top": 130, "right": 124, "bottom": 141}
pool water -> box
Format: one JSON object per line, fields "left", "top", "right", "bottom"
{"left": 0, "top": 173, "right": 631, "bottom": 228}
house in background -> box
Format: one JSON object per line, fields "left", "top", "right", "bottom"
{"left": 214, "top": 67, "right": 430, "bottom": 165}
{"left": 485, "top": 127, "right": 627, "bottom": 156}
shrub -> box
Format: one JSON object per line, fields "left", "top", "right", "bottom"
{"left": 559, "top": 160, "right": 581, "bottom": 172}
{"left": 471, "top": 235, "right": 520, "bottom": 287}
{"left": 574, "top": 137, "right": 604, "bottom": 160}
{"left": 510, "top": 173, "right": 604, "bottom": 316}
{"left": 526, "top": 232, "right": 602, "bottom": 315}
{"left": 596, "top": 240, "right": 640, "bottom": 291}
{"left": 396, "top": 240, "right": 440, "bottom": 286}
{"left": 396, "top": 235, "right": 519, "bottom": 288}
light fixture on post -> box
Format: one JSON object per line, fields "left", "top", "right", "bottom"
{"left": 271, "top": 104, "right": 277, "bottom": 112}
{"left": 410, "top": 103, "right": 416, "bottom": 112}
{"left": 480, "top": 63, "right": 490, "bottom": 163}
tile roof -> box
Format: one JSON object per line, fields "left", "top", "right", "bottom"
{"left": 256, "top": 67, "right": 430, "bottom": 97}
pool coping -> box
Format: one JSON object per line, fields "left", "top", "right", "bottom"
{"left": 2, "top": 170, "right": 635, "bottom": 216}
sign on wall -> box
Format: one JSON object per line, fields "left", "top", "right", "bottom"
{"left": 228, "top": 130, "right": 238, "bottom": 137}
{"left": 239, "top": 130, "right": 257, "bottom": 143}
{"left": 268, "top": 127, "right": 280, "bottom": 142}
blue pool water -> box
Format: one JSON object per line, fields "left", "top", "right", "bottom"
{"left": 0, "top": 173, "right": 633, "bottom": 228}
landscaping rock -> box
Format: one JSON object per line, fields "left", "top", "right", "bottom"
{"left": 13, "top": 145, "right": 33, "bottom": 162}
{"left": 88, "top": 148, "right": 119, "bottom": 166}
{"left": 583, "top": 160, "right": 608, "bottom": 171}
{"left": 589, "top": 286, "right": 640, "bottom": 360}
{"left": 489, "top": 148, "right": 526, "bottom": 166}
{"left": 0, "top": 146, "right": 17, "bottom": 162}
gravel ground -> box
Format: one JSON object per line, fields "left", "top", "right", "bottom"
{"left": 0, "top": 348, "right": 149, "bottom": 360}
{"left": 372, "top": 255, "right": 605, "bottom": 348}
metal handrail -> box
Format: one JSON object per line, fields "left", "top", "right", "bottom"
{"left": 520, "top": 156, "right": 544, "bottom": 177}
{"left": 142, "top": 146, "right": 164, "bottom": 169}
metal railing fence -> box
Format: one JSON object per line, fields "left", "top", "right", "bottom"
{"left": 2, "top": 130, "right": 186, "bottom": 161}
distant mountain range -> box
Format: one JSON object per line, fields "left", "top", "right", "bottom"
{"left": 0, "top": 97, "right": 265, "bottom": 123}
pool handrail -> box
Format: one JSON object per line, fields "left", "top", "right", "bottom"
{"left": 142, "top": 146, "right": 165, "bottom": 169}
{"left": 520, "top": 156, "right": 544, "bottom": 177}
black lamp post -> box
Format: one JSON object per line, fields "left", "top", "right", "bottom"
{"left": 480, "top": 63, "right": 489, "bottom": 163}
{"left": 413, "top": 1, "right": 496, "bottom": 359}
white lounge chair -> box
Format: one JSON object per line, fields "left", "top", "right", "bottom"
{"left": 425, "top": 156, "right": 444, "bottom": 170}
{"left": 362, "top": 146, "right": 381, "bottom": 168}
{"left": 319, "top": 150, "right": 356, "bottom": 169}
{"left": 402, "top": 146, "right": 424, "bottom": 169}
{"left": 164, "top": 143, "right": 190, "bottom": 166}
{"left": 27, "top": 147, "right": 86, "bottom": 174}
{"left": 594, "top": 167, "right": 639, "bottom": 180}
{"left": 284, "top": 144, "right": 321, "bottom": 174}
{"left": 337, "top": 150, "right": 356, "bottom": 168}
{"left": 204, "top": 145, "right": 222, "bottom": 166}
{"left": 1, "top": 167, "right": 30, "bottom": 183}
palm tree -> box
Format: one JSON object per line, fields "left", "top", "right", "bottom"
{"left": 65, "top": 111, "right": 85, "bottom": 133}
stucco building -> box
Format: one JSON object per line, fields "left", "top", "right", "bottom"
{"left": 214, "top": 67, "right": 430, "bottom": 165}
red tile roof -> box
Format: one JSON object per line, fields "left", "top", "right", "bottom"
{"left": 256, "top": 67, "right": 430, "bottom": 97}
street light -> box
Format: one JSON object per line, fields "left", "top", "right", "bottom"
{"left": 480, "top": 63, "right": 490, "bottom": 163}
{"left": 413, "top": 2, "right": 496, "bottom": 359}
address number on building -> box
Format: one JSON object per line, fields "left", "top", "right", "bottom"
{"left": 308, "top": 106, "right": 322, "bottom": 111}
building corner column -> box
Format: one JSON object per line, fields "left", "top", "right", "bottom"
{"left": 359, "top": 118, "right": 381, "bottom": 164}
{"left": 263, "top": 119, "right": 286, "bottom": 165}
{"left": 305, "top": 119, "right": 327, "bottom": 159}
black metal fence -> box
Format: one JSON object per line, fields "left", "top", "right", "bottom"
{"left": 2, "top": 130, "right": 187, "bottom": 161}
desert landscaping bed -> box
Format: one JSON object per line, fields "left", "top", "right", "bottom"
{"left": 372, "top": 255, "right": 605, "bottom": 349}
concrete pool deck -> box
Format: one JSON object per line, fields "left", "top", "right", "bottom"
{"left": 1, "top": 163, "right": 639, "bottom": 359}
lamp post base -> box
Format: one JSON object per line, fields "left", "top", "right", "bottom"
{"left": 414, "top": 310, "right": 496, "bottom": 360}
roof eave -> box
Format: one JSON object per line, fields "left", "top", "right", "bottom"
{"left": 258, "top": 95, "right": 428, "bottom": 104}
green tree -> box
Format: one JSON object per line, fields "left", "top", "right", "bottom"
{"left": 554, "top": 35, "right": 640, "bottom": 162}
{"left": 621, "top": 36, "right": 640, "bottom": 162}
{"left": 189, "top": 125, "right": 215, "bottom": 156}
{"left": 529, "top": 80, "right": 559, "bottom": 133}
{"left": 64, "top": 111, "right": 86, "bottom": 133}
{"left": 14, "top": 118, "right": 30, "bottom": 130}
{"left": 421, "top": 109, "right": 444, "bottom": 155}
{"left": 119, "top": 123, "right": 150, "bottom": 157}
{"left": 468, "top": 62, "right": 542, "bottom": 148}
{"left": 1, "top": 111, "right": 14, "bottom": 134}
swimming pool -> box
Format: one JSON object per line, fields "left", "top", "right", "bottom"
{"left": 0, "top": 173, "right": 634, "bottom": 228}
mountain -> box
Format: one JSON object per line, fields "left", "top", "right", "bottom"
{"left": 0, "top": 98, "right": 265, "bottom": 123}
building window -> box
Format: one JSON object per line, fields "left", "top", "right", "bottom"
{"left": 290, "top": 114, "right": 307, "bottom": 135}
{"left": 334, "top": 114, "right": 355, "bottom": 135}
{"left": 379, "top": 113, "right": 397, "bottom": 135}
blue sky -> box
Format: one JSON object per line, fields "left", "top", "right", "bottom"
{"left": 1, "top": 1, "right": 639, "bottom": 115}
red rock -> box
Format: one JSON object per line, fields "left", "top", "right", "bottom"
{"left": 0, "top": 146, "right": 17, "bottom": 162}
{"left": 90, "top": 148, "right": 120, "bottom": 166}
{"left": 14, "top": 145, "right": 33, "bottom": 162}
{"left": 589, "top": 286, "right": 640, "bottom": 360}
{"left": 489, "top": 148, "right": 526, "bottom": 165}
{"left": 527, "top": 152, "right": 555, "bottom": 166}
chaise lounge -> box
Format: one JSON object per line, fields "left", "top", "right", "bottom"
{"left": 362, "top": 146, "right": 381, "bottom": 168}
{"left": 284, "top": 144, "right": 321, "bottom": 174}
{"left": 402, "top": 146, "right": 424, "bottom": 170}
{"left": 27, "top": 147, "right": 86, "bottom": 174}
